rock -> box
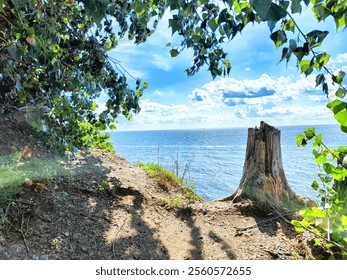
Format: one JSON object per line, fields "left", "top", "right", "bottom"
{"left": 41, "top": 255, "right": 49, "bottom": 260}
{"left": 73, "top": 233, "right": 81, "bottom": 240}
{"left": 61, "top": 191, "right": 69, "bottom": 199}
{"left": 88, "top": 249, "right": 94, "bottom": 257}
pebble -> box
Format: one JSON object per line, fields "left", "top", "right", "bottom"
{"left": 73, "top": 233, "right": 81, "bottom": 240}
{"left": 88, "top": 249, "right": 94, "bottom": 257}
{"left": 61, "top": 192, "right": 69, "bottom": 200}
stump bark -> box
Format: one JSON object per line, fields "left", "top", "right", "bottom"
{"left": 224, "top": 121, "right": 309, "bottom": 211}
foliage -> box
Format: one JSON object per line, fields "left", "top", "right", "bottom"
{"left": 0, "top": 0, "right": 154, "bottom": 151}
{"left": 293, "top": 128, "right": 347, "bottom": 258}
{"left": 1, "top": 0, "right": 346, "bottom": 151}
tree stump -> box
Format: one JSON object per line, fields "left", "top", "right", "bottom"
{"left": 224, "top": 121, "right": 310, "bottom": 211}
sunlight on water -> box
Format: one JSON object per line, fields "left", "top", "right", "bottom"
{"left": 111, "top": 125, "right": 345, "bottom": 201}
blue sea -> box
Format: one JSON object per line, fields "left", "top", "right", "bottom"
{"left": 110, "top": 125, "right": 346, "bottom": 201}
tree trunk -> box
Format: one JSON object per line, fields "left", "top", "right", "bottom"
{"left": 224, "top": 121, "right": 310, "bottom": 211}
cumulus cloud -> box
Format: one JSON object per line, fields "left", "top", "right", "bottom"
{"left": 188, "top": 74, "right": 322, "bottom": 109}
{"left": 116, "top": 74, "right": 336, "bottom": 131}
{"left": 330, "top": 53, "right": 347, "bottom": 64}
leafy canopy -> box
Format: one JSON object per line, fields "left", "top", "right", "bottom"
{"left": 0, "top": 0, "right": 346, "bottom": 149}
{"left": 0, "top": 0, "right": 157, "bottom": 151}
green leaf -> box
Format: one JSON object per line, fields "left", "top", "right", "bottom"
{"left": 325, "top": 243, "right": 335, "bottom": 249}
{"left": 296, "top": 134, "right": 306, "bottom": 147}
{"left": 332, "top": 71, "right": 345, "bottom": 84}
{"left": 250, "top": 0, "right": 287, "bottom": 21}
{"left": 311, "top": 180, "right": 320, "bottom": 191}
{"left": 170, "top": 49, "right": 180, "bottom": 57}
{"left": 335, "top": 14, "right": 345, "bottom": 30}
{"left": 169, "top": 18, "right": 181, "bottom": 35}
{"left": 342, "top": 215, "right": 347, "bottom": 227}
{"left": 311, "top": 207, "right": 326, "bottom": 218}
{"left": 315, "top": 74, "right": 325, "bottom": 87}
{"left": 313, "top": 53, "right": 330, "bottom": 70}
{"left": 132, "top": 1, "right": 146, "bottom": 17}
{"left": 327, "top": 100, "right": 347, "bottom": 126}
{"left": 315, "top": 153, "right": 327, "bottom": 164}
{"left": 313, "top": 133, "right": 322, "bottom": 147}
{"left": 294, "top": 48, "right": 306, "bottom": 62}
{"left": 208, "top": 18, "right": 219, "bottom": 32}
{"left": 304, "top": 127, "right": 315, "bottom": 139}
{"left": 314, "top": 237, "right": 323, "bottom": 246}
{"left": 280, "top": 47, "right": 289, "bottom": 62}
{"left": 289, "top": 39, "right": 297, "bottom": 52}
{"left": 327, "top": 100, "right": 347, "bottom": 115}
{"left": 323, "top": 163, "right": 334, "bottom": 174}
{"left": 300, "top": 60, "right": 312, "bottom": 73}
{"left": 322, "top": 82, "right": 329, "bottom": 96}
{"left": 291, "top": 0, "right": 302, "bottom": 14}
{"left": 0, "top": 0, "right": 4, "bottom": 12}
{"left": 300, "top": 60, "right": 312, "bottom": 76}
{"left": 336, "top": 88, "right": 346, "bottom": 98}
{"left": 291, "top": 219, "right": 304, "bottom": 230}
{"left": 270, "top": 30, "right": 287, "bottom": 48}
{"left": 198, "top": 0, "right": 209, "bottom": 5}
{"left": 306, "top": 30, "right": 329, "bottom": 48}
{"left": 283, "top": 19, "right": 295, "bottom": 32}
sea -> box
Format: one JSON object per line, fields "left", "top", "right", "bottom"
{"left": 110, "top": 125, "right": 346, "bottom": 202}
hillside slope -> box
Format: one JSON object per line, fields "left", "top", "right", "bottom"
{"left": 0, "top": 120, "right": 314, "bottom": 260}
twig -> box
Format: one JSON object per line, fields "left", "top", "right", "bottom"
{"left": 112, "top": 218, "right": 127, "bottom": 258}
{"left": 236, "top": 214, "right": 284, "bottom": 232}
{"left": 16, "top": 200, "right": 37, "bottom": 207}
{"left": 286, "top": 11, "right": 347, "bottom": 93}
{"left": 12, "top": 215, "right": 30, "bottom": 254}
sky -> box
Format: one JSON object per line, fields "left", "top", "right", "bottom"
{"left": 102, "top": 6, "right": 347, "bottom": 131}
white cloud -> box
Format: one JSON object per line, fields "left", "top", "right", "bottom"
{"left": 188, "top": 74, "right": 322, "bottom": 109}
{"left": 330, "top": 53, "right": 347, "bottom": 64}
{"left": 116, "top": 73, "right": 336, "bottom": 131}
{"left": 150, "top": 53, "right": 172, "bottom": 71}
{"left": 153, "top": 90, "right": 163, "bottom": 96}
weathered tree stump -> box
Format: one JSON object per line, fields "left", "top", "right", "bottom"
{"left": 224, "top": 121, "right": 310, "bottom": 211}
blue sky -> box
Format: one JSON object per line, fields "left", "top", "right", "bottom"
{"left": 102, "top": 7, "right": 347, "bottom": 131}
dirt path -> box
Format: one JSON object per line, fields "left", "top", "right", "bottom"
{"left": 0, "top": 147, "right": 313, "bottom": 260}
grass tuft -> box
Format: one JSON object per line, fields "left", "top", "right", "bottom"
{"left": 138, "top": 162, "right": 203, "bottom": 205}
{"left": 0, "top": 153, "right": 66, "bottom": 230}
